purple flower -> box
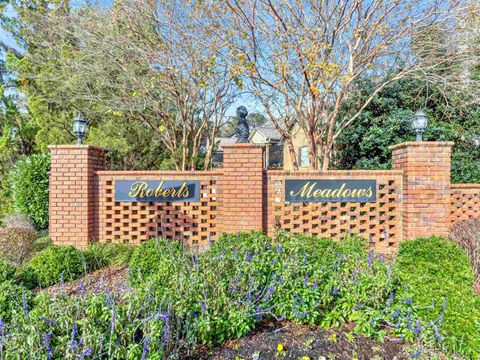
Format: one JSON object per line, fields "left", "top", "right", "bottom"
{"left": 312, "top": 281, "right": 318, "bottom": 290}
{"left": 440, "top": 298, "right": 447, "bottom": 321}
{"left": 294, "top": 310, "right": 311, "bottom": 319}
{"left": 245, "top": 252, "right": 252, "bottom": 262}
{"left": 410, "top": 349, "right": 421, "bottom": 358}
{"left": 391, "top": 308, "right": 401, "bottom": 320}
{"left": 404, "top": 297, "right": 413, "bottom": 306}
{"left": 201, "top": 301, "right": 207, "bottom": 317}
{"left": 161, "top": 312, "right": 170, "bottom": 345}
{"left": 413, "top": 320, "right": 422, "bottom": 335}
{"left": 71, "top": 322, "right": 78, "bottom": 353}
{"left": 80, "top": 347, "right": 93, "bottom": 360}
{"left": 22, "top": 289, "right": 28, "bottom": 316}
{"left": 40, "top": 316, "right": 55, "bottom": 324}
{"left": 80, "top": 282, "right": 86, "bottom": 300}
{"left": 141, "top": 337, "right": 150, "bottom": 360}
{"left": 332, "top": 287, "right": 339, "bottom": 296}
{"left": 367, "top": 250, "right": 374, "bottom": 267}
{"left": 293, "top": 293, "right": 306, "bottom": 306}
{"left": 303, "top": 275, "right": 309, "bottom": 287}
{"left": 44, "top": 333, "right": 53, "bottom": 359}
{"left": 254, "top": 306, "right": 263, "bottom": 320}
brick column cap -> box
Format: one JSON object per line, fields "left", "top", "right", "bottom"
{"left": 221, "top": 143, "right": 265, "bottom": 149}
{"left": 48, "top": 144, "right": 107, "bottom": 153}
{"left": 389, "top": 141, "right": 454, "bottom": 151}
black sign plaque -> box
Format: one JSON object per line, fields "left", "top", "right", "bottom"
{"left": 115, "top": 180, "right": 200, "bottom": 202}
{"left": 285, "top": 179, "right": 377, "bottom": 203}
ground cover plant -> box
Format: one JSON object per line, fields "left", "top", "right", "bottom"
{"left": 0, "top": 232, "right": 477, "bottom": 359}
{"left": 394, "top": 237, "right": 480, "bottom": 358}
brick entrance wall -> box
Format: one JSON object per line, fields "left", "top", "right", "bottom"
{"left": 266, "top": 170, "right": 403, "bottom": 254}
{"left": 48, "top": 141, "right": 480, "bottom": 252}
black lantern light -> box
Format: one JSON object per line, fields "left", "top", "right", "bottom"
{"left": 412, "top": 109, "right": 428, "bottom": 142}
{"left": 73, "top": 112, "right": 87, "bottom": 145}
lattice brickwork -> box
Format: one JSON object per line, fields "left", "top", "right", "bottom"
{"left": 451, "top": 185, "right": 480, "bottom": 223}
{"left": 266, "top": 171, "right": 403, "bottom": 253}
{"left": 95, "top": 171, "right": 222, "bottom": 246}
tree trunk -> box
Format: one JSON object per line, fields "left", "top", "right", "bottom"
{"left": 285, "top": 136, "right": 299, "bottom": 170}
{"left": 306, "top": 127, "right": 318, "bottom": 170}
{"left": 321, "top": 142, "right": 332, "bottom": 171}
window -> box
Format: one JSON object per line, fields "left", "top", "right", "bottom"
{"left": 298, "top": 146, "right": 309, "bottom": 167}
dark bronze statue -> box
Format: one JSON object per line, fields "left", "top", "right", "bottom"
{"left": 235, "top": 106, "right": 249, "bottom": 143}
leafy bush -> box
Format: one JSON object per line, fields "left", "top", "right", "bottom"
{"left": 0, "top": 259, "right": 16, "bottom": 283}
{"left": 26, "top": 246, "right": 86, "bottom": 287}
{"left": 8, "top": 154, "right": 50, "bottom": 230}
{"left": 394, "top": 237, "right": 480, "bottom": 358}
{"left": 3, "top": 291, "right": 172, "bottom": 358}
{"left": 82, "top": 242, "right": 133, "bottom": 272}
{"left": 0, "top": 227, "right": 36, "bottom": 264}
{"left": 129, "top": 238, "right": 187, "bottom": 286}
{"left": 130, "top": 232, "right": 398, "bottom": 344}
{"left": 0, "top": 281, "right": 33, "bottom": 322}
{"left": 449, "top": 219, "right": 480, "bottom": 281}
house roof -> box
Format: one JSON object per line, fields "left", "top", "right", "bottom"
{"left": 249, "top": 122, "right": 282, "bottom": 142}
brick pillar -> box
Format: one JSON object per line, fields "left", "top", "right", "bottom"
{"left": 219, "top": 144, "right": 265, "bottom": 233}
{"left": 49, "top": 145, "right": 107, "bottom": 248}
{"left": 390, "top": 141, "right": 454, "bottom": 240}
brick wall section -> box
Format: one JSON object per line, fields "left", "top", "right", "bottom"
{"left": 266, "top": 170, "right": 403, "bottom": 254}
{"left": 49, "top": 145, "right": 106, "bottom": 248}
{"left": 219, "top": 144, "right": 265, "bottom": 233}
{"left": 451, "top": 184, "right": 480, "bottom": 222}
{"left": 49, "top": 141, "right": 480, "bottom": 250}
{"left": 95, "top": 171, "right": 221, "bottom": 246}
{"left": 390, "top": 141, "right": 454, "bottom": 240}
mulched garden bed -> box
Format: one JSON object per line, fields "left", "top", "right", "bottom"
{"left": 189, "top": 322, "right": 413, "bottom": 360}
{"left": 40, "top": 265, "right": 130, "bottom": 298}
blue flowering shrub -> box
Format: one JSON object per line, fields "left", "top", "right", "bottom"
{"left": 394, "top": 237, "right": 480, "bottom": 358}
{"left": 0, "top": 233, "right": 478, "bottom": 358}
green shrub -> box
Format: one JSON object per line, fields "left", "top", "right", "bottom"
{"left": 395, "top": 237, "right": 480, "bottom": 358}
{"left": 32, "top": 233, "right": 52, "bottom": 253}
{"left": 83, "top": 242, "right": 133, "bottom": 272}
{"left": 129, "top": 238, "right": 187, "bottom": 286}
{"left": 0, "top": 280, "right": 33, "bottom": 322}
{"left": 0, "top": 227, "right": 36, "bottom": 264}
{"left": 8, "top": 154, "right": 50, "bottom": 230}
{"left": 0, "top": 259, "right": 16, "bottom": 283}
{"left": 26, "top": 246, "right": 86, "bottom": 287}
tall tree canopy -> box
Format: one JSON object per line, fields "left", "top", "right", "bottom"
{"left": 0, "top": 0, "right": 479, "bottom": 172}
{"left": 204, "top": 0, "right": 480, "bottom": 169}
